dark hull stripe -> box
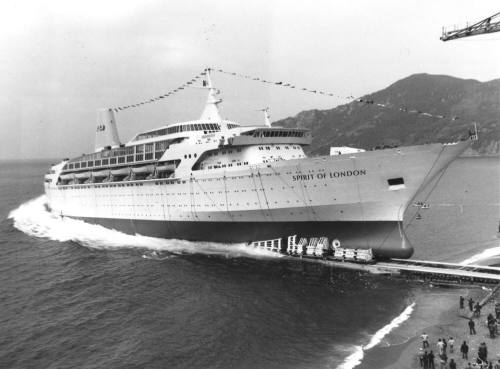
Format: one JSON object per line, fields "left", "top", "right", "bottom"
{"left": 71, "top": 216, "right": 413, "bottom": 259}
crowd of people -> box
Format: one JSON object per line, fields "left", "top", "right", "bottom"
{"left": 415, "top": 295, "right": 500, "bottom": 369}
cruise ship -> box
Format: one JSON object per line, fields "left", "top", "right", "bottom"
{"left": 44, "top": 70, "right": 471, "bottom": 258}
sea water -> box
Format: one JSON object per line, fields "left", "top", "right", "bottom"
{"left": 0, "top": 157, "right": 498, "bottom": 369}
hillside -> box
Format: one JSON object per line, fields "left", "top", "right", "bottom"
{"left": 274, "top": 74, "right": 500, "bottom": 155}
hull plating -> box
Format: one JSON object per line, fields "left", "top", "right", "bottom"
{"left": 71, "top": 216, "right": 412, "bottom": 259}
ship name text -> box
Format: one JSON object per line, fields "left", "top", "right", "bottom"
{"left": 292, "top": 169, "right": 367, "bottom": 181}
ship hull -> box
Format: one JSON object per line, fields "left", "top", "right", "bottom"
{"left": 45, "top": 140, "right": 471, "bottom": 259}
{"left": 71, "top": 216, "right": 409, "bottom": 258}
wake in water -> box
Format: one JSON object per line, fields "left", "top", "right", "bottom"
{"left": 460, "top": 240, "right": 500, "bottom": 265}
{"left": 8, "top": 195, "right": 281, "bottom": 259}
{"left": 337, "top": 302, "right": 416, "bottom": 369}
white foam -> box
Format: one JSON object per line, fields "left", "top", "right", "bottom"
{"left": 7, "top": 195, "right": 281, "bottom": 259}
{"left": 336, "top": 302, "right": 416, "bottom": 369}
{"left": 460, "top": 242, "right": 500, "bottom": 265}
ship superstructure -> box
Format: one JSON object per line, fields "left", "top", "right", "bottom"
{"left": 44, "top": 69, "right": 471, "bottom": 258}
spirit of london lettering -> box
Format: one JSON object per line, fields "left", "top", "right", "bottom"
{"left": 292, "top": 169, "right": 367, "bottom": 181}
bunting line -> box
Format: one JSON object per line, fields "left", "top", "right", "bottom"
{"left": 111, "top": 67, "right": 464, "bottom": 123}
{"left": 111, "top": 70, "right": 207, "bottom": 112}
{"left": 211, "top": 67, "right": 463, "bottom": 123}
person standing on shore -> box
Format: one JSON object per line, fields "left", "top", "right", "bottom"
{"left": 460, "top": 296, "right": 465, "bottom": 309}
{"left": 478, "top": 342, "right": 488, "bottom": 362}
{"left": 448, "top": 358, "right": 457, "bottom": 369}
{"left": 428, "top": 350, "right": 435, "bottom": 369}
{"left": 423, "top": 351, "right": 429, "bottom": 369}
{"left": 421, "top": 332, "right": 429, "bottom": 348}
{"left": 442, "top": 338, "right": 447, "bottom": 354}
{"left": 461, "top": 341, "right": 469, "bottom": 359}
{"left": 448, "top": 337, "right": 454, "bottom": 353}
{"left": 469, "top": 318, "right": 476, "bottom": 334}
{"left": 474, "top": 302, "right": 482, "bottom": 317}
{"left": 469, "top": 298, "right": 474, "bottom": 311}
{"left": 418, "top": 348, "right": 425, "bottom": 367}
{"left": 437, "top": 339, "right": 444, "bottom": 355}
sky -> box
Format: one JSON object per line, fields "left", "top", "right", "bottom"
{"left": 0, "top": 0, "right": 498, "bottom": 160}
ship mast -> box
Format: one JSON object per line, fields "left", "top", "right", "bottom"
{"left": 260, "top": 107, "right": 272, "bottom": 127}
{"left": 199, "top": 68, "right": 231, "bottom": 144}
{"left": 199, "top": 68, "right": 222, "bottom": 121}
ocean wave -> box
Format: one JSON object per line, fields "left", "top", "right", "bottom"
{"left": 460, "top": 241, "right": 500, "bottom": 265}
{"left": 336, "top": 302, "right": 415, "bottom": 369}
{"left": 7, "top": 195, "right": 281, "bottom": 259}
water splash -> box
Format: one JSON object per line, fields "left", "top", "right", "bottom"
{"left": 336, "top": 302, "right": 416, "bottom": 369}
{"left": 460, "top": 241, "right": 500, "bottom": 265}
{"left": 7, "top": 195, "right": 281, "bottom": 259}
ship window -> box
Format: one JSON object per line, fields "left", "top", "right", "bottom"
{"left": 110, "top": 158, "right": 117, "bottom": 164}
{"left": 69, "top": 164, "right": 74, "bottom": 169}
{"left": 75, "top": 163, "right": 80, "bottom": 169}
{"left": 188, "top": 154, "right": 191, "bottom": 158}
{"left": 388, "top": 177, "right": 404, "bottom": 186}
{"left": 155, "top": 152, "right": 162, "bottom": 159}
{"left": 136, "top": 154, "right": 143, "bottom": 161}
{"left": 136, "top": 144, "right": 144, "bottom": 153}
{"left": 81, "top": 162, "right": 87, "bottom": 168}
{"left": 194, "top": 153, "right": 197, "bottom": 158}
{"left": 102, "top": 159, "right": 109, "bottom": 165}
{"left": 95, "top": 160, "right": 101, "bottom": 166}
{"left": 118, "top": 157, "right": 125, "bottom": 164}
{"left": 127, "top": 155, "right": 134, "bottom": 163}
{"left": 87, "top": 161, "right": 93, "bottom": 167}
{"left": 145, "top": 143, "right": 154, "bottom": 153}
{"left": 145, "top": 153, "right": 153, "bottom": 160}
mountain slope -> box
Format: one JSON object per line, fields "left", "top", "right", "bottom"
{"left": 274, "top": 74, "right": 500, "bottom": 155}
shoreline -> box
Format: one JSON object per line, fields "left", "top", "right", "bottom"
{"left": 357, "top": 285, "right": 500, "bottom": 369}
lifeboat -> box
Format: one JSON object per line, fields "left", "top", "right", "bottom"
{"left": 75, "top": 171, "right": 91, "bottom": 179}
{"left": 92, "top": 169, "right": 110, "bottom": 178}
{"left": 131, "top": 165, "right": 155, "bottom": 174}
{"left": 59, "top": 173, "right": 74, "bottom": 180}
{"left": 111, "top": 167, "right": 129, "bottom": 176}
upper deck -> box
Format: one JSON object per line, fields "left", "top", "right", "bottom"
{"left": 57, "top": 69, "right": 312, "bottom": 183}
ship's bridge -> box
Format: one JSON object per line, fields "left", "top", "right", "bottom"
{"left": 131, "top": 120, "right": 241, "bottom": 143}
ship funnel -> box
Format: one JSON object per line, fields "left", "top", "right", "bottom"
{"left": 95, "top": 108, "right": 121, "bottom": 152}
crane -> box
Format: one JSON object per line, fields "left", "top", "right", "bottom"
{"left": 441, "top": 12, "right": 500, "bottom": 41}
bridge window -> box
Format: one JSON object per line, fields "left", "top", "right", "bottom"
{"left": 388, "top": 177, "right": 404, "bottom": 186}
{"left": 118, "top": 157, "right": 125, "bottom": 164}
{"left": 102, "top": 159, "right": 108, "bottom": 165}
{"left": 110, "top": 158, "right": 117, "bottom": 165}
{"left": 388, "top": 177, "right": 405, "bottom": 190}
{"left": 127, "top": 155, "right": 134, "bottom": 163}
